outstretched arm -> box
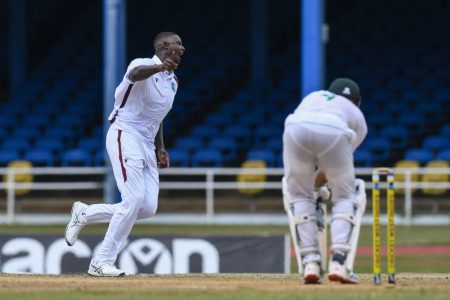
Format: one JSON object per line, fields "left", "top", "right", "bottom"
{"left": 128, "top": 51, "right": 180, "bottom": 82}
{"left": 155, "top": 123, "right": 170, "bottom": 168}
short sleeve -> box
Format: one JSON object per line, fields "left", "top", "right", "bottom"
{"left": 124, "top": 58, "right": 155, "bottom": 84}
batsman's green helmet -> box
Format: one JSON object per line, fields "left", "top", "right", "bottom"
{"left": 328, "top": 78, "right": 361, "bottom": 103}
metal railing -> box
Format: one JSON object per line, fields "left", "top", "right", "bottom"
{"left": 0, "top": 167, "right": 449, "bottom": 225}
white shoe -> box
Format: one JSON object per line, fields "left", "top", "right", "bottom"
{"left": 65, "top": 201, "right": 88, "bottom": 246}
{"left": 88, "top": 261, "right": 125, "bottom": 277}
{"left": 303, "top": 262, "right": 321, "bottom": 284}
{"left": 328, "top": 261, "right": 359, "bottom": 284}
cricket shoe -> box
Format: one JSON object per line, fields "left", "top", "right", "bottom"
{"left": 303, "top": 262, "right": 321, "bottom": 284}
{"left": 65, "top": 201, "right": 88, "bottom": 246}
{"left": 88, "top": 261, "right": 125, "bottom": 277}
{"left": 328, "top": 253, "right": 359, "bottom": 284}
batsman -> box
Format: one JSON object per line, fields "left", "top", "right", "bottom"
{"left": 282, "top": 78, "right": 368, "bottom": 284}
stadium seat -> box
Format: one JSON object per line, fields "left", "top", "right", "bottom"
{"left": 354, "top": 148, "right": 373, "bottom": 167}
{"left": 236, "top": 160, "right": 267, "bottom": 197}
{"left": 23, "top": 115, "right": 52, "bottom": 131}
{"left": 2, "top": 138, "right": 30, "bottom": 155}
{"left": 0, "top": 115, "right": 20, "bottom": 131}
{"left": 35, "top": 138, "right": 65, "bottom": 155}
{"left": 95, "top": 150, "right": 106, "bottom": 166}
{"left": 190, "top": 125, "right": 219, "bottom": 142}
{"left": 394, "top": 160, "right": 420, "bottom": 194}
{"left": 253, "top": 126, "right": 283, "bottom": 147}
{"left": 440, "top": 124, "right": 450, "bottom": 140}
{"left": 422, "top": 160, "right": 449, "bottom": 195}
{"left": 191, "top": 149, "right": 223, "bottom": 167}
{"left": 246, "top": 149, "right": 277, "bottom": 167}
{"left": 208, "top": 137, "right": 238, "bottom": 162}
{"left": 237, "top": 113, "right": 265, "bottom": 128}
{"left": 24, "top": 149, "right": 55, "bottom": 166}
{"left": 61, "top": 149, "right": 92, "bottom": 166}
{"left": 223, "top": 125, "right": 252, "bottom": 148}
{"left": 364, "top": 138, "right": 391, "bottom": 162}
{"left": 404, "top": 148, "right": 434, "bottom": 165}
{"left": 380, "top": 126, "right": 408, "bottom": 150}
{"left": 167, "top": 148, "right": 190, "bottom": 167}
{"left": 175, "top": 137, "right": 203, "bottom": 153}
{"left": 398, "top": 112, "right": 425, "bottom": 137}
{"left": 0, "top": 149, "right": 21, "bottom": 166}
{"left": 422, "top": 136, "right": 449, "bottom": 154}
{"left": 78, "top": 138, "right": 103, "bottom": 155}
{"left": 44, "top": 127, "right": 76, "bottom": 143}
{"left": 265, "top": 137, "right": 283, "bottom": 155}
{"left": 436, "top": 149, "right": 450, "bottom": 162}
{"left": 12, "top": 128, "right": 41, "bottom": 142}
{"left": 205, "top": 113, "right": 231, "bottom": 129}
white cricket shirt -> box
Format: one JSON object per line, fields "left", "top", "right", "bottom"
{"left": 108, "top": 55, "right": 178, "bottom": 146}
{"left": 285, "top": 90, "right": 368, "bottom": 152}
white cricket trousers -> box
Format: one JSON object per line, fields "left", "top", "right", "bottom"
{"left": 283, "top": 122, "right": 355, "bottom": 259}
{"left": 85, "top": 127, "right": 159, "bottom": 263}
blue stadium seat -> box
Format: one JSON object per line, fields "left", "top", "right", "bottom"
{"left": 12, "top": 128, "right": 41, "bottom": 142}
{"left": 208, "top": 137, "right": 238, "bottom": 162}
{"left": 364, "top": 138, "right": 391, "bottom": 162}
{"left": 366, "top": 114, "right": 393, "bottom": 135}
{"left": 265, "top": 137, "right": 283, "bottom": 155}
{"left": 35, "top": 138, "right": 65, "bottom": 154}
{"left": 95, "top": 150, "right": 106, "bottom": 166}
{"left": 44, "top": 127, "right": 76, "bottom": 143}
{"left": 398, "top": 112, "right": 425, "bottom": 137}
{"left": 24, "top": 149, "right": 54, "bottom": 166}
{"left": 205, "top": 113, "right": 231, "bottom": 129}
{"left": 254, "top": 125, "right": 283, "bottom": 147}
{"left": 191, "top": 149, "right": 223, "bottom": 167}
{"left": 0, "top": 149, "right": 20, "bottom": 166}
{"left": 237, "top": 113, "right": 264, "bottom": 128}
{"left": 440, "top": 124, "right": 450, "bottom": 140}
{"left": 246, "top": 148, "right": 277, "bottom": 167}
{"left": 422, "top": 136, "right": 449, "bottom": 154}
{"left": 415, "top": 102, "right": 443, "bottom": 125}
{"left": 0, "top": 115, "right": 20, "bottom": 131}
{"left": 23, "top": 115, "right": 52, "bottom": 130}
{"left": 436, "top": 149, "right": 450, "bottom": 162}
{"left": 175, "top": 137, "right": 203, "bottom": 153}
{"left": 404, "top": 148, "right": 434, "bottom": 165}
{"left": 353, "top": 149, "right": 373, "bottom": 167}
{"left": 380, "top": 126, "right": 408, "bottom": 150}
{"left": 54, "top": 115, "right": 83, "bottom": 133}
{"left": 0, "top": 127, "right": 10, "bottom": 142}
{"left": 223, "top": 125, "right": 252, "bottom": 148}
{"left": 2, "top": 138, "right": 30, "bottom": 155}
{"left": 78, "top": 137, "right": 103, "bottom": 155}
{"left": 167, "top": 148, "right": 190, "bottom": 167}
{"left": 191, "top": 125, "right": 219, "bottom": 142}
{"left": 61, "top": 149, "right": 92, "bottom": 166}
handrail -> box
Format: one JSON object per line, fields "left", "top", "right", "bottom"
{"left": 0, "top": 167, "right": 449, "bottom": 225}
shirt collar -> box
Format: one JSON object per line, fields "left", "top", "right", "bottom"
{"left": 152, "top": 55, "right": 162, "bottom": 64}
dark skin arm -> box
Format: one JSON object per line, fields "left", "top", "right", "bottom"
{"left": 128, "top": 51, "right": 180, "bottom": 82}
{"left": 155, "top": 123, "right": 170, "bottom": 168}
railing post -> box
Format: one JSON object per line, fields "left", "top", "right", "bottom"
{"left": 404, "top": 170, "right": 412, "bottom": 226}
{"left": 6, "top": 168, "right": 16, "bottom": 225}
{"left": 206, "top": 170, "right": 214, "bottom": 223}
